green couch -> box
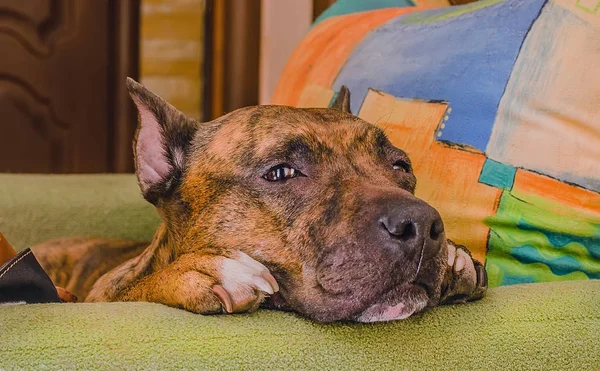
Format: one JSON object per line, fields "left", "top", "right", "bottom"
{"left": 1, "top": 174, "right": 599, "bottom": 370}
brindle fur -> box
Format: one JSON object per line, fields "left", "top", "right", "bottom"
{"left": 34, "top": 79, "right": 486, "bottom": 322}
{"left": 32, "top": 238, "right": 147, "bottom": 301}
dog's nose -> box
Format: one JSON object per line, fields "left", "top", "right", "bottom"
{"left": 379, "top": 199, "right": 444, "bottom": 259}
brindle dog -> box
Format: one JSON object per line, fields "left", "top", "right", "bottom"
{"left": 33, "top": 79, "right": 486, "bottom": 323}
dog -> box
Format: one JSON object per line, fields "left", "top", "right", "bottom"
{"left": 33, "top": 79, "right": 486, "bottom": 323}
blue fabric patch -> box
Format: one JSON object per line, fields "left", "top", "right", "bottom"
{"left": 333, "top": 0, "right": 548, "bottom": 152}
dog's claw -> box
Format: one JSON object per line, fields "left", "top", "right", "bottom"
{"left": 212, "top": 285, "right": 233, "bottom": 313}
{"left": 447, "top": 244, "right": 456, "bottom": 266}
{"left": 454, "top": 253, "right": 467, "bottom": 272}
{"left": 441, "top": 240, "right": 487, "bottom": 305}
{"left": 252, "top": 276, "right": 275, "bottom": 295}
{"left": 476, "top": 263, "right": 487, "bottom": 288}
{"left": 211, "top": 250, "right": 279, "bottom": 313}
{"left": 262, "top": 271, "right": 279, "bottom": 293}
{"left": 447, "top": 243, "right": 468, "bottom": 273}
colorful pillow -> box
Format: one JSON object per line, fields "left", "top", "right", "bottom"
{"left": 272, "top": 0, "right": 600, "bottom": 288}
{"left": 314, "top": 0, "right": 413, "bottom": 26}
{"left": 314, "top": 0, "right": 456, "bottom": 26}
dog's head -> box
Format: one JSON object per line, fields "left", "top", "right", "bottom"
{"left": 127, "top": 79, "right": 448, "bottom": 322}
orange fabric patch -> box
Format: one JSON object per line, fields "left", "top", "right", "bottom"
{"left": 271, "top": 8, "right": 423, "bottom": 106}
{"left": 513, "top": 170, "right": 600, "bottom": 218}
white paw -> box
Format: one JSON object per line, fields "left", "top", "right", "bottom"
{"left": 211, "top": 251, "right": 279, "bottom": 313}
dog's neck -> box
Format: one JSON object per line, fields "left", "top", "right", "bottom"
{"left": 122, "top": 223, "right": 177, "bottom": 280}
{"left": 84, "top": 223, "right": 176, "bottom": 302}
{"left": 144, "top": 223, "right": 177, "bottom": 272}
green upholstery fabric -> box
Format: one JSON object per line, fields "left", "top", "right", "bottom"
{"left": 0, "top": 174, "right": 160, "bottom": 250}
{"left": 1, "top": 174, "right": 598, "bottom": 369}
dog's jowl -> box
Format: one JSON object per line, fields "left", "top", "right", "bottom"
{"left": 33, "top": 79, "right": 487, "bottom": 323}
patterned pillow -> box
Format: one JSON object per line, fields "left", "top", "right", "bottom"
{"left": 272, "top": 0, "right": 600, "bottom": 287}
{"left": 314, "top": 0, "right": 458, "bottom": 26}
{"left": 314, "top": 0, "right": 414, "bottom": 26}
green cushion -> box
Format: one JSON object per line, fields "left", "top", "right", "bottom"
{"left": 0, "top": 174, "right": 160, "bottom": 250}
{"left": 1, "top": 174, "right": 598, "bottom": 368}
{"left": 2, "top": 280, "right": 598, "bottom": 369}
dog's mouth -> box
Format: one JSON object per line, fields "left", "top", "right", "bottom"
{"left": 350, "top": 253, "right": 443, "bottom": 323}
{"left": 260, "top": 241, "right": 444, "bottom": 323}
{"left": 352, "top": 282, "right": 430, "bottom": 323}
{"left": 262, "top": 277, "right": 434, "bottom": 323}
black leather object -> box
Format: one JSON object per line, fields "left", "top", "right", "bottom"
{"left": 0, "top": 248, "right": 61, "bottom": 304}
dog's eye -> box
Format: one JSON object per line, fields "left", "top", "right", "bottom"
{"left": 392, "top": 160, "right": 411, "bottom": 173}
{"left": 264, "top": 164, "right": 300, "bottom": 182}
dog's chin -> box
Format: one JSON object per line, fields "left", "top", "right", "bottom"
{"left": 353, "top": 283, "right": 430, "bottom": 323}
{"left": 263, "top": 283, "right": 431, "bottom": 323}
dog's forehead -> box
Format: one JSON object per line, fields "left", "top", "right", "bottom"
{"left": 204, "top": 106, "right": 385, "bottom": 159}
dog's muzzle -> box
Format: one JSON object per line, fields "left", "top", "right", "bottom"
{"left": 312, "top": 194, "right": 447, "bottom": 322}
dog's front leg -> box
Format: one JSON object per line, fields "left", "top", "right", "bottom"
{"left": 439, "top": 240, "right": 487, "bottom": 305}
{"left": 87, "top": 251, "right": 279, "bottom": 314}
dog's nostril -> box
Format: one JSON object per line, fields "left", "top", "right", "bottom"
{"left": 382, "top": 220, "right": 417, "bottom": 241}
{"left": 430, "top": 219, "right": 444, "bottom": 240}
{"left": 398, "top": 221, "right": 416, "bottom": 240}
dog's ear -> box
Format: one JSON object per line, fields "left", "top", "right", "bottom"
{"left": 330, "top": 85, "right": 352, "bottom": 114}
{"left": 126, "top": 77, "right": 198, "bottom": 204}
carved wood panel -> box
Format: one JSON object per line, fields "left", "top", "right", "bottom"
{"left": 0, "top": 0, "right": 139, "bottom": 173}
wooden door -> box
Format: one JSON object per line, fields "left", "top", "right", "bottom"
{"left": 0, "top": 0, "right": 140, "bottom": 173}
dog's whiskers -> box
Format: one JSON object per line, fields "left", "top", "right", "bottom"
{"left": 415, "top": 240, "right": 426, "bottom": 277}
{"left": 374, "top": 111, "right": 394, "bottom": 129}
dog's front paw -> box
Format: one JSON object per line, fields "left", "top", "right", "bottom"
{"left": 440, "top": 240, "right": 487, "bottom": 305}
{"left": 211, "top": 251, "right": 279, "bottom": 313}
